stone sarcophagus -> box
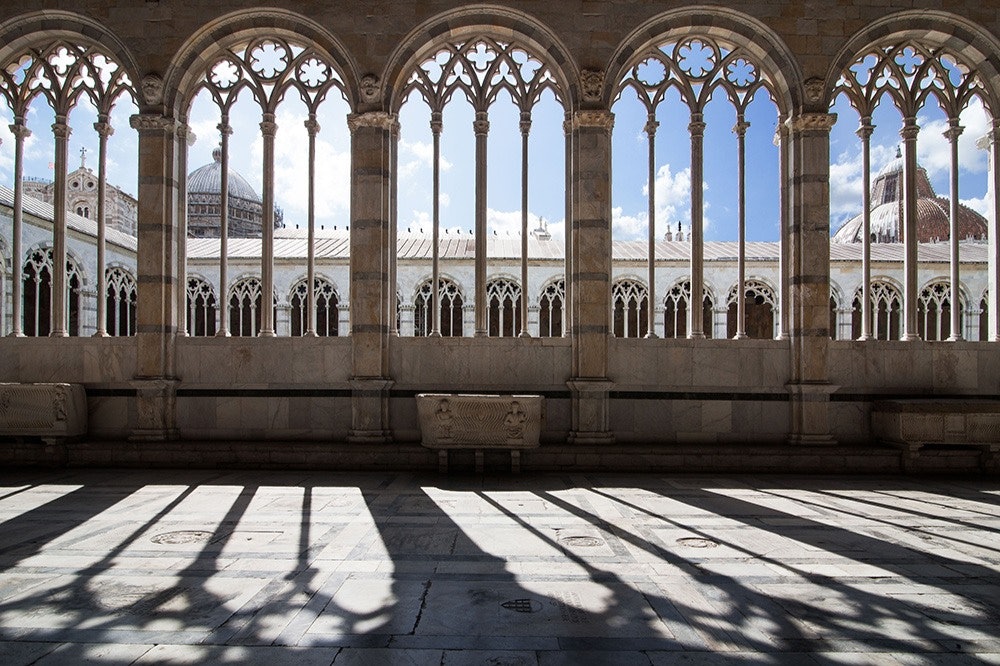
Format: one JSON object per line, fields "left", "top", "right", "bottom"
{"left": 873, "top": 399, "right": 1000, "bottom": 470}
{"left": 416, "top": 394, "right": 543, "bottom": 472}
{"left": 0, "top": 383, "right": 87, "bottom": 445}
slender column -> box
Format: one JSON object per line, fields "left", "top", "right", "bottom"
{"left": 563, "top": 115, "right": 573, "bottom": 336}
{"left": 989, "top": 121, "right": 1000, "bottom": 341}
{"left": 388, "top": 117, "right": 400, "bottom": 336}
{"left": 900, "top": 117, "right": 920, "bottom": 340}
{"left": 346, "top": 111, "right": 396, "bottom": 443}
{"left": 175, "top": 124, "right": 194, "bottom": 336}
{"left": 688, "top": 113, "right": 706, "bottom": 338}
{"left": 216, "top": 118, "right": 233, "bottom": 336}
{"left": 786, "top": 112, "right": 838, "bottom": 446}
{"left": 568, "top": 109, "right": 614, "bottom": 445}
{"left": 259, "top": 113, "right": 277, "bottom": 336}
{"left": 50, "top": 117, "right": 71, "bottom": 336}
{"left": 644, "top": 114, "right": 659, "bottom": 338}
{"left": 474, "top": 110, "right": 490, "bottom": 337}
{"left": 945, "top": 119, "right": 964, "bottom": 341}
{"left": 305, "top": 116, "right": 320, "bottom": 336}
{"left": 92, "top": 116, "right": 114, "bottom": 336}
{"left": 8, "top": 119, "right": 30, "bottom": 337}
{"left": 734, "top": 117, "right": 750, "bottom": 339}
{"left": 776, "top": 120, "right": 790, "bottom": 339}
{"left": 857, "top": 120, "right": 874, "bottom": 340}
{"left": 520, "top": 110, "right": 532, "bottom": 337}
{"left": 430, "top": 111, "right": 443, "bottom": 337}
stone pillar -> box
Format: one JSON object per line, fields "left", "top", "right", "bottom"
{"left": 93, "top": 116, "right": 114, "bottom": 337}
{"left": 305, "top": 115, "right": 320, "bottom": 336}
{"left": 430, "top": 112, "right": 443, "bottom": 337}
{"left": 857, "top": 120, "right": 874, "bottom": 340}
{"left": 775, "top": 121, "right": 791, "bottom": 339}
{"left": 837, "top": 307, "right": 853, "bottom": 341}
{"left": 259, "top": 113, "right": 277, "bottom": 336}
{"left": 175, "top": 124, "right": 194, "bottom": 336}
{"left": 399, "top": 303, "right": 415, "bottom": 337}
{"left": 50, "top": 117, "right": 71, "bottom": 337}
{"left": 563, "top": 115, "right": 573, "bottom": 336}
{"left": 129, "top": 113, "right": 181, "bottom": 441}
{"left": 276, "top": 303, "right": 291, "bottom": 337}
{"left": 568, "top": 110, "right": 614, "bottom": 445}
{"left": 8, "top": 120, "right": 30, "bottom": 337}
{"left": 900, "top": 117, "right": 920, "bottom": 341}
{"left": 688, "top": 113, "right": 706, "bottom": 339}
{"left": 474, "top": 111, "right": 489, "bottom": 337}
{"left": 785, "top": 112, "right": 838, "bottom": 446}
{"left": 216, "top": 120, "right": 233, "bottom": 337}
{"left": 653, "top": 303, "right": 665, "bottom": 338}
{"left": 527, "top": 303, "right": 540, "bottom": 337}
{"left": 945, "top": 119, "right": 964, "bottom": 341}
{"left": 713, "top": 306, "right": 727, "bottom": 340}
{"left": 645, "top": 114, "right": 659, "bottom": 338}
{"left": 988, "top": 122, "right": 1000, "bottom": 341}
{"left": 734, "top": 117, "right": 750, "bottom": 339}
{"left": 520, "top": 111, "right": 532, "bottom": 338}
{"left": 338, "top": 304, "right": 350, "bottom": 338}
{"left": 462, "top": 303, "right": 474, "bottom": 337}
{"left": 347, "top": 111, "right": 395, "bottom": 443}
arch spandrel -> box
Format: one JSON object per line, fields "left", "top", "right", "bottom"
{"left": 383, "top": 6, "right": 579, "bottom": 113}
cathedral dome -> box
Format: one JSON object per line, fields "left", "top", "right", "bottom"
{"left": 187, "top": 147, "right": 260, "bottom": 203}
{"left": 832, "top": 149, "right": 987, "bottom": 244}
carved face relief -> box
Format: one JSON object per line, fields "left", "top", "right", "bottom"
{"left": 580, "top": 69, "right": 605, "bottom": 103}
{"left": 804, "top": 77, "right": 826, "bottom": 105}
{"left": 360, "top": 73, "right": 380, "bottom": 104}
{"left": 141, "top": 74, "right": 164, "bottom": 106}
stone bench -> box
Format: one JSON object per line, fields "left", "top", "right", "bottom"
{"left": 416, "top": 393, "right": 543, "bottom": 472}
{"left": 0, "top": 383, "right": 87, "bottom": 455}
{"left": 872, "top": 399, "right": 1000, "bottom": 470}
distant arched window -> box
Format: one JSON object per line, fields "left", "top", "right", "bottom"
{"left": 662, "top": 280, "right": 712, "bottom": 339}
{"left": 918, "top": 282, "right": 962, "bottom": 342}
{"left": 853, "top": 281, "right": 902, "bottom": 341}
{"left": 186, "top": 277, "right": 217, "bottom": 337}
{"left": 538, "top": 280, "right": 564, "bottom": 338}
{"left": 486, "top": 278, "right": 522, "bottom": 337}
{"left": 290, "top": 278, "right": 339, "bottom": 336}
{"left": 105, "top": 267, "right": 136, "bottom": 336}
{"left": 613, "top": 279, "right": 648, "bottom": 338}
{"left": 727, "top": 280, "right": 775, "bottom": 339}
{"left": 414, "top": 278, "right": 463, "bottom": 337}
{"left": 21, "top": 248, "right": 82, "bottom": 336}
{"left": 229, "top": 277, "right": 276, "bottom": 337}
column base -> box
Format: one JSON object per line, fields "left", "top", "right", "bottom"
{"left": 347, "top": 429, "right": 393, "bottom": 444}
{"left": 567, "top": 379, "right": 615, "bottom": 446}
{"left": 787, "top": 381, "right": 839, "bottom": 447}
{"left": 349, "top": 377, "right": 394, "bottom": 444}
{"left": 129, "top": 378, "right": 180, "bottom": 443}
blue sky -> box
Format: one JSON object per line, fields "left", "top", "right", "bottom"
{"left": 0, "top": 83, "right": 992, "bottom": 244}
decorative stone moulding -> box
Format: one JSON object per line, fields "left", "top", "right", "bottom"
{"left": 416, "top": 393, "right": 544, "bottom": 472}
{"left": 0, "top": 383, "right": 87, "bottom": 445}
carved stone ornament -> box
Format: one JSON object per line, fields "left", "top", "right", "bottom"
{"left": 580, "top": 69, "right": 605, "bottom": 103}
{"left": 359, "top": 74, "right": 380, "bottom": 104}
{"left": 346, "top": 111, "right": 398, "bottom": 133}
{"left": 803, "top": 77, "right": 826, "bottom": 105}
{"left": 786, "top": 113, "right": 837, "bottom": 133}
{"left": 129, "top": 114, "right": 174, "bottom": 133}
{"left": 141, "top": 73, "right": 164, "bottom": 106}
{"left": 572, "top": 110, "right": 614, "bottom": 132}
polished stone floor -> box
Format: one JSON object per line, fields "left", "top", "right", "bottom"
{"left": 1, "top": 469, "right": 999, "bottom": 665}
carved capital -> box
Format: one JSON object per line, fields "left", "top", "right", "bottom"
{"left": 130, "top": 114, "right": 174, "bottom": 134}
{"left": 644, "top": 117, "right": 659, "bottom": 137}
{"left": 943, "top": 119, "right": 964, "bottom": 143}
{"left": 93, "top": 121, "right": 114, "bottom": 139}
{"left": 787, "top": 112, "right": 837, "bottom": 133}
{"left": 732, "top": 119, "right": 750, "bottom": 136}
{"left": 260, "top": 113, "right": 277, "bottom": 137}
{"left": 359, "top": 73, "right": 380, "bottom": 104}
{"left": 141, "top": 73, "right": 164, "bottom": 107}
{"left": 688, "top": 120, "right": 706, "bottom": 137}
{"left": 304, "top": 117, "right": 321, "bottom": 136}
{"left": 347, "top": 111, "right": 398, "bottom": 134}
{"left": 8, "top": 123, "right": 31, "bottom": 140}
{"left": 217, "top": 121, "right": 233, "bottom": 137}
{"left": 855, "top": 121, "right": 874, "bottom": 141}
{"left": 473, "top": 110, "right": 490, "bottom": 136}
{"left": 563, "top": 118, "right": 572, "bottom": 135}
{"left": 176, "top": 123, "right": 197, "bottom": 146}
{"left": 51, "top": 121, "right": 71, "bottom": 139}
{"left": 580, "top": 68, "right": 605, "bottom": 104}
{"left": 572, "top": 110, "right": 614, "bottom": 133}
{"left": 899, "top": 118, "right": 920, "bottom": 141}
{"left": 430, "top": 110, "right": 443, "bottom": 135}
{"left": 519, "top": 111, "right": 532, "bottom": 135}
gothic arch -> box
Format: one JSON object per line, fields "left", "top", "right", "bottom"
{"left": 606, "top": 5, "right": 803, "bottom": 114}
{"left": 383, "top": 4, "right": 579, "bottom": 113}
{"left": 163, "top": 8, "right": 360, "bottom": 116}
{"left": 828, "top": 10, "right": 1000, "bottom": 114}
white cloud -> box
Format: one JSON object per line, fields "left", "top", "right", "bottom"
{"left": 829, "top": 142, "right": 898, "bottom": 227}
{"left": 618, "top": 163, "right": 709, "bottom": 240}
{"left": 439, "top": 192, "right": 450, "bottom": 208}
{"left": 399, "top": 139, "right": 451, "bottom": 180}
{"left": 917, "top": 98, "right": 990, "bottom": 179}
{"left": 962, "top": 194, "right": 991, "bottom": 218}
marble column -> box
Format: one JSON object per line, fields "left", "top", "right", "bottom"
{"left": 8, "top": 119, "right": 30, "bottom": 337}
{"left": 568, "top": 109, "right": 614, "bottom": 445}
{"left": 734, "top": 117, "right": 750, "bottom": 339}
{"left": 563, "top": 115, "right": 573, "bottom": 336}
{"left": 786, "top": 112, "right": 838, "bottom": 446}
{"left": 128, "top": 113, "right": 182, "bottom": 441}
{"left": 945, "top": 119, "right": 964, "bottom": 341}
{"left": 688, "top": 113, "right": 706, "bottom": 338}
{"left": 900, "top": 117, "right": 920, "bottom": 341}
{"left": 305, "top": 116, "right": 320, "bottom": 336}
{"left": 346, "top": 111, "right": 395, "bottom": 443}
{"left": 520, "top": 111, "right": 532, "bottom": 338}
{"left": 775, "top": 121, "right": 791, "bottom": 340}
{"left": 50, "top": 117, "right": 71, "bottom": 337}
{"left": 989, "top": 121, "right": 1000, "bottom": 341}
{"left": 430, "top": 111, "right": 443, "bottom": 337}
{"left": 259, "top": 113, "right": 277, "bottom": 337}
{"left": 175, "top": 124, "right": 194, "bottom": 337}
{"left": 94, "top": 116, "right": 114, "bottom": 337}
{"left": 857, "top": 120, "right": 874, "bottom": 340}
{"left": 216, "top": 119, "right": 233, "bottom": 337}
{"left": 474, "top": 111, "right": 489, "bottom": 337}
{"left": 645, "top": 115, "right": 659, "bottom": 338}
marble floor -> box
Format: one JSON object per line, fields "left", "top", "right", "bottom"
{"left": 1, "top": 470, "right": 999, "bottom": 665}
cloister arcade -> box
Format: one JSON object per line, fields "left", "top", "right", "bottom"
{"left": 0, "top": 2, "right": 998, "bottom": 461}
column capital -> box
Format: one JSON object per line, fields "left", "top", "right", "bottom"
{"left": 943, "top": 118, "right": 964, "bottom": 143}
{"left": 732, "top": 119, "right": 750, "bottom": 136}
{"left": 688, "top": 112, "right": 706, "bottom": 137}
{"left": 786, "top": 112, "right": 837, "bottom": 133}
{"left": 304, "top": 117, "right": 321, "bottom": 136}
{"left": 855, "top": 120, "right": 875, "bottom": 141}
{"left": 217, "top": 121, "right": 233, "bottom": 136}
{"left": 430, "top": 110, "right": 443, "bottom": 135}
{"left": 51, "top": 120, "right": 72, "bottom": 139}
{"left": 572, "top": 109, "right": 614, "bottom": 133}
{"left": 520, "top": 110, "right": 532, "bottom": 136}
{"left": 259, "top": 113, "right": 278, "bottom": 137}
{"left": 93, "top": 121, "right": 114, "bottom": 138}
{"left": 899, "top": 116, "right": 920, "bottom": 140}
{"left": 347, "top": 110, "right": 398, "bottom": 134}
{"left": 8, "top": 122, "right": 31, "bottom": 139}
{"left": 644, "top": 117, "right": 659, "bottom": 137}
{"left": 473, "top": 110, "right": 490, "bottom": 136}
{"left": 129, "top": 114, "right": 174, "bottom": 134}
{"left": 176, "top": 123, "right": 197, "bottom": 146}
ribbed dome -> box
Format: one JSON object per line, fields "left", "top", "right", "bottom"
{"left": 833, "top": 149, "right": 988, "bottom": 244}
{"left": 187, "top": 147, "right": 260, "bottom": 202}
